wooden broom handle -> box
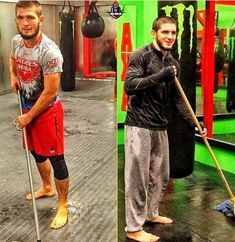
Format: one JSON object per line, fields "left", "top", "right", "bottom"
{"left": 174, "top": 77, "right": 235, "bottom": 202}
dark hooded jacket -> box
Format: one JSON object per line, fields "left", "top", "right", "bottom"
{"left": 124, "top": 43, "right": 194, "bottom": 130}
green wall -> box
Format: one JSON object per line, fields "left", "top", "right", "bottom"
{"left": 117, "top": 1, "right": 158, "bottom": 124}
{"left": 117, "top": 1, "right": 235, "bottom": 125}
{"left": 195, "top": 143, "right": 235, "bottom": 174}
{"left": 197, "top": 1, "right": 235, "bottom": 29}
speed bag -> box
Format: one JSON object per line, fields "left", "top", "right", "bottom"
{"left": 81, "top": 2, "right": 105, "bottom": 38}
{"left": 60, "top": 14, "right": 75, "bottom": 91}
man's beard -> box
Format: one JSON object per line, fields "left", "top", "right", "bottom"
{"left": 18, "top": 24, "right": 40, "bottom": 40}
{"left": 156, "top": 38, "right": 172, "bottom": 51}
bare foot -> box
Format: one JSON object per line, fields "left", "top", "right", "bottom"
{"left": 126, "top": 230, "right": 159, "bottom": 242}
{"left": 26, "top": 187, "right": 55, "bottom": 200}
{"left": 50, "top": 206, "right": 68, "bottom": 229}
{"left": 150, "top": 216, "right": 173, "bottom": 224}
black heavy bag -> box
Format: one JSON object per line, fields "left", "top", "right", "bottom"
{"left": 81, "top": 1, "right": 105, "bottom": 38}
{"left": 214, "top": 29, "right": 225, "bottom": 93}
{"left": 60, "top": 0, "right": 75, "bottom": 91}
{"left": 226, "top": 20, "right": 235, "bottom": 112}
{"left": 158, "top": 1, "right": 197, "bottom": 178}
{"left": 215, "top": 31, "right": 225, "bottom": 73}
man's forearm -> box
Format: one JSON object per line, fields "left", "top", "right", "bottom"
{"left": 26, "top": 91, "right": 57, "bottom": 120}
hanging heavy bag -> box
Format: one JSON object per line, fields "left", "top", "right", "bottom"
{"left": 158, "top": 1, "right": 197, "bottom": 178}
{"left": 226, "top": 20, "right": 235, "bottom": 112}
{"left": 215, "top": 32, "right": 225, "bottom": 73}
{"left": 214, "top": 29, "right": 225, "bottom": 93}
{"left": 60, "top": 0, "right": 75, "bottom": 91}
{"left": 81, "top": 1, "right": 105, "bottom": 38}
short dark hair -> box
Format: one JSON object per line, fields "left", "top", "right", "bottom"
{"left": 15, "top": 1, "right": 42, "bottom": 17}
{"left": 152, "top": 17, "right": 177, "bottom": 32}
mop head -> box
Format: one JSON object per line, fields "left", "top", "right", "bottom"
{"left": 214, "top": 200, "right": 235, "bottom": 217}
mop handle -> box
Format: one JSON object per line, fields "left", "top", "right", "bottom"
{"left": 174, "top": 77, "right": 235, "bottom": 202}
{"left": 17, "top": 89, "right": 41, "bottom": 241}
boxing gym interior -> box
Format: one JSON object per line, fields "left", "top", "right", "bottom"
{"left": 0, "top": 1, "right": 116, "bottom": 241}
{"left": 0, "top": 0, "right": 235, "bottom": 242}
{"left": 117, "top": 1, "right": 235, "bottom": 242}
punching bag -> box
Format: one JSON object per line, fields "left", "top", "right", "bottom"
{"left": 158, "top": 1, "right": 197, "bottom": 178}
{"left": 60, "top": 0, "right": 75, "bottom": 91}
{"left": 226, "top": 20, "right": 235, "bottom": 112}
{"left": 81, "top": 1, "right": 105, "bottom": 38}
{"left": 214, "top": 29, "right": 225, "bottom": 93}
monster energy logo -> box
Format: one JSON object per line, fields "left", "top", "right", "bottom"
{"left": 161, "top": 3, "right": 194, "bottom": 58}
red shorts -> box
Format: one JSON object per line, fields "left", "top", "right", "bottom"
{"left": 23, "top": 101, "right": 64, "bottom": 157}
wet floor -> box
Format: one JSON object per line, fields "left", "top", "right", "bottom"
{"left": 118, "top": 145, "right": 235, "bottom": 242}
{"left": 214, "top": 133, "right": 235, "bottom": 144}
{"left": 0, "top": 78, "right": 116, "bottom": 242}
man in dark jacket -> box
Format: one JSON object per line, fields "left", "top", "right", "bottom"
{"left": 124, "top": 17, "right": 206, "bottom": 242}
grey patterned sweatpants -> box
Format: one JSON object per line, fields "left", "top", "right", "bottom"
{"left": 124, "top": 125, "right": 170, "bottom": 232}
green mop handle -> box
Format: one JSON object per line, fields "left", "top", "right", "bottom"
{"left": 174, "top": 77, "right": 235, "bottom": 204}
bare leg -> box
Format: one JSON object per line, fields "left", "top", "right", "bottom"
{"left": 110, "top": 79, "right": 117, "bottom": 102}
{"left": 26, "top": 159, "right": 55, "bottom": 200}
{"left": 50, "top": 177, "right": 69, "bottom": 229}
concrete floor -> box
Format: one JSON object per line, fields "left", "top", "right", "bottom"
{"left": 2, "top": 79, "right": 234, "bottom": 242}
{"left": 118, "top": 145, "right": 235, "bottom": 242}
{"left": 0, "top": 78, "right": 116, "bottom": 242}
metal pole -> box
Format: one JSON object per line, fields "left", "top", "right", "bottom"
{"left": 17, "top": 89, "right": 41, "bottom": 242}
